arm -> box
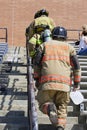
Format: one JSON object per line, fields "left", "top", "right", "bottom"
{"left": 34, "top": 44, "right": 44, "bottom": 66}
{"left": 84, "top": 36, "right": 87, "bottom": 45}
{"left": 25, "top": 21, "right": 35, "bottom": 41}
{"left": 70, "top": 46, "right": 81, "bottom": 91}
{"left": 49, "top": 18, "right": 56, "bottom": 31}
{"left": 33, "top": 44, "right": 44, "bottom": 88}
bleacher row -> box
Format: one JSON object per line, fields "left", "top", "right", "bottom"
{"left": 0, "top": 43, "right": 8, "bottom": 64}
{"left": 0, "top": 43, "right": 9, "bottom": 94}
{"left": 70, "top": 43, "right": 87, "bottom": 119}
{"left": 0, "top": 28, "right": 87, "bottom": 130}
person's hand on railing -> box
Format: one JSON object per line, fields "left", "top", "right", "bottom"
{"left": 73, "top": 85, "right": 80, "bottom": 91}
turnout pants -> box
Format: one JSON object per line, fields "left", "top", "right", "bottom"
{"left": 36, "top": 90, "right": 70, "bottom": 128}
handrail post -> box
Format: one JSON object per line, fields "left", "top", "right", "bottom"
{"left": 26, "top": 35, "right": 38, "bottom": 130}
{"left": 0, "top": 28, "right": 8, "bottom": 43}
{"left": 6, "top": 28, "right": 8, "bottom": 43}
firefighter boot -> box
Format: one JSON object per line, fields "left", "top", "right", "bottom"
{"left": 47, "top": 103, "right": 58, "bottom": 124}
{"left": 56, "top": 126, "right": 64, "bottom": 130}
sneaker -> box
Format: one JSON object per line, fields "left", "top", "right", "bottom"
{"left": 47, "top": 103, "right": 58, "bottom": 124}
{"left": 56, "top": 126, "right": 64, "bottom": 130}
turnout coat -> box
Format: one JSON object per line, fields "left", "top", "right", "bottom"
{"left": 34, "top": 40, "right": 81, "bottom": 92}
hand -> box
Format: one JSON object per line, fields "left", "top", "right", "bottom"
{"left": 73, "top": 85, "right": 80, "bottom": 91}
{"left": 35, "top": 79, "right": 39, "bottom": 89}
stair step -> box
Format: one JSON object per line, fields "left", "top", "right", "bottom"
{"left": 1, "top": 45, "right": 87, "bottom": 130}
{"left": 4, "top": 90, "right": 27, "bottom": 95}
{"left": 81, "top": 76, "right": 87, "bottom": 81}
{"left": 0, "top": 100, "right": 27, "bottom": 111}
{"left": 0, "top": 105, "right": 27, "bottom": 111}
{"left": 77, "top": 55, "right": 87, "bottom": 59}
{"left": 80, "top": 82, "right": 87, "bottom": 88}
{"left": 81, "top": 71, "right": 87, "bottom": 76}
{"left": 81, "top": 66, "right": 87, "bottom": 70}
{"left": 0, "top": 100, "right": 27, "bottom": 105}
{"left": 0, "top": 95, "right": 28, "bottom": 100}
{"left": 0, "top": 46, "right": 28, "bottom": 130}
{"left": 0, "top": 116, "right": 28, "bottom": 124}
{"left": 80, "top": 62, "right": 87, "bottom": 65}
{"left": 36, "top": 103, "right": 79, "bottom": 115}
{"left": 0, "top": 110, "right": 27, "bottom": 117}
{"left": 78, "top": 59, "right": 87, "bottom": 62}
{"left": 0, "top": 123, "right": 28, "bottom": 130}
{"left": 38, "top": 116, "right": 78, "bottom": 124}
{"left": 7, "top": 83, "right": 27, "bottom": 88}
{"left": 39, "top": 124, "right": 87, "bottom": 130}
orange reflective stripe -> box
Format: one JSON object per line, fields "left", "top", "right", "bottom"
{"left": 58, "top": 118, "right": 66, "bottom": 126}
{"left": 45, "top": 44, "right": 69, "bottom": 55}
{"left": 42, "top": 55, "right": 69, "bottom": 64}
{"left": 39, "top": 74, "right": 70, "bottom": 85}
{"left": 45, "top": 44, "right": 69, "bottom": 51}
{"left": 34, "top": 72, "right": 39, "bottom": 78}
{"left": 74, "top": 75, "right": 81, "bottom": 82}
{"left": 42, "top": 44, "right": 70, "bottom": 64}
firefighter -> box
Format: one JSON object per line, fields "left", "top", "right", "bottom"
{"left": 33, "top": 26, "right": 81, "bottom": 130}
{"left": 25, "top": 9, "right": 55, "bottom": 40}
{"left": 27, "top": 34, "right": 42, "bottom": 57}
{"left": 25, "top": 9, "right": 55, "bottom": 57}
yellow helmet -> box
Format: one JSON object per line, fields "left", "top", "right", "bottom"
{"left": 34, "top": 9, "right": 49, "bottom": 19}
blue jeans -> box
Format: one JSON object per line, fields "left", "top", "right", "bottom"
{"left": 77, "top": 48, "right": 87, "bottom": 55}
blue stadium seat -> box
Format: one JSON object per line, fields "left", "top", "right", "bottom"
{"left": 0, "top": 43, "right": 8, "bottom": 64}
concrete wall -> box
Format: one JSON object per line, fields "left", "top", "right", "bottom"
{"left": 0, "top": 0, "right": 87, "bottom": 46}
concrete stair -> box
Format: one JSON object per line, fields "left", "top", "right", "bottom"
{"left": 0, "top": 46, "right": 29, "bottom": 130}
{"left": 37, "top": 42, "right": 87, "bottom": 130}
{"left": 0, "top": 44, "right": 87, "bottom": 130}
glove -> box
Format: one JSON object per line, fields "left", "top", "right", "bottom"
{"left": 35, "top": 79, "right": 39, "bottom": 89}
{"left": 73, "top": 85, "right": 80, "bottom": 91}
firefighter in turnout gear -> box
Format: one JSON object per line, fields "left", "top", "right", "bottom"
{"left": 25, "top": 9, "right": 55, "bottom": 57}
{"left": 33, "top": 27, "right": 81, "bottom": 130}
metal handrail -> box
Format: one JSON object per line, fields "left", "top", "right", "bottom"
{"left": 0, "top": 28, "right": 8, "bottom": 43}
{"left": 67, "top": 29, "right": 82, "bottom": 41}
{"left": 26, "top": 38, "right": 38, "bottom": 130}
